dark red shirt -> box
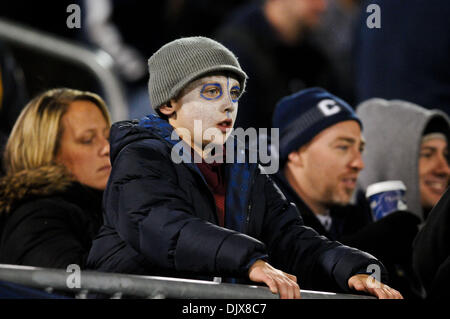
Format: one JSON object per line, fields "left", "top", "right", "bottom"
{"left": 195, "top": 150, "right": 227, "bottom": 227}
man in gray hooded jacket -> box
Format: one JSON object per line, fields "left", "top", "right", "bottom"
{"left": 356, "top": 98, "right": 450, "bottom": 298}
{"left": 356, "top": 98, "right": 450, "bottom": 221}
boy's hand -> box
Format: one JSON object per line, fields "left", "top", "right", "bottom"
{"left": 248, "top": 259, "right": 301, "bottom": 299}
{"left": 348, "top": 274, "right": 403, "bottom": 299}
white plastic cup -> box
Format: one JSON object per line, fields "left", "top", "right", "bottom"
{"left": 366, "top": 180, "right": 407, "bottom": 221}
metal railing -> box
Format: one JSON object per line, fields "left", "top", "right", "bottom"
{"left": 0, "top": 264, "right": 375, "bottom": 299}
{"left": 0, "top": 18, "right": 129, "bottom": 122}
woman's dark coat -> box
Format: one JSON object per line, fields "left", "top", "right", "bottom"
{"left": 0, "top": 166, "right": 103, "bottom": 269}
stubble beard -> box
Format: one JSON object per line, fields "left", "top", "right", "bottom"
{"left": 320, "top": 185, "right": 354, "bottom": 209}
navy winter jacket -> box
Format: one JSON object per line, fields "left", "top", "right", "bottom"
{"left": 87, "top": 115, "right": 386, "bottom": 292}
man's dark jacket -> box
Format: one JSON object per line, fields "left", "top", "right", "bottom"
{"left": 272, "top": 171, "right": 423, "bottom": 297}
{"left": 271, "top": 173, "right": 370, "bottom": 240}
{"left": 413, "top": 186, "right": 450, "bottom": 299}
{"left": 87, "top": 115, "right": 385, "bottom": 292}
{"left": 272, "top": 172, "right": 420, "bottom": 261}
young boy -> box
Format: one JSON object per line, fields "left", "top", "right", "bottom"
{"left": 87, "top": 36, "right": 401, "bottom": 299}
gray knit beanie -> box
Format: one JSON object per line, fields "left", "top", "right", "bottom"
{"left": 148, "top": 36, "right": 248, "bottom": 111}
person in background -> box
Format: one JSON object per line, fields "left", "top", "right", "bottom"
{"left": 309, "top": 0, "right": 362, "bottom": 104}
{"left": 356, "top": 98, "right": 450, "bottom": 221}
{"left": 272, "top": 88, "right": 368, "bottom": 241}
{"left": 215, "top": 0, "right": 341, "bottom": 130}
{"left": 354, "top": 0, "right": 450, "bottom": 116}
{"left": 0, "top": 88, "right": 111, "bottom": 269}
{"left": 355, "top": 98, "right": 450, "bottom": 298}
{"left": 271, "top": 88, "right": 422, "bottom": 298}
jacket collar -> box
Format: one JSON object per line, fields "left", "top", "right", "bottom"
{"left": 272, "top": 171, "right": 329, "bottom": 232}
{"left": 0, "top": 165, "right": 74, "bottom": 214}
{"left": 137, "top": 114, "right": 259, "bottom": 173}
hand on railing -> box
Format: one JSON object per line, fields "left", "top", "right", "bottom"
{"left": 0, "top": 263, "right": 378, "bottom": 299}
{"left": 348, "top": 274, "right": 403, "bottom": 299}
{"left": 248, "top": 259, "right": 301, "bottom": 299}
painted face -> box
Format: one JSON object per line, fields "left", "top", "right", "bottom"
{"left": 419, "top": 137, "right": 450, "bottom": 210}
{"left": 56, "top": 100, "right": 111, "bottom": 190}
{"left": 293, "top": 121, "right": 365, "bottom": 207}
{"left": 169, "top": 75, "right": 240, "bottom": 149}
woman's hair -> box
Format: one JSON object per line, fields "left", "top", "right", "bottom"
{"left": 3, "top": 88, "right": 111, "bottom": 175}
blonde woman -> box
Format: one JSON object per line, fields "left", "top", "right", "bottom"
{"left": 0, "top": 88, "right": 111, "bottom": 269}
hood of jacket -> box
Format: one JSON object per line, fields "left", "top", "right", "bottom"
{"left": 109, "top": 114, "right": 260, "bottom": 169}
{"left": 356, "top": 98, "right": 450, "bottom": 220}
{"left": 109, "top": 115, "right": 181, "bottom": 164}
{"left": 0, "top": 165, "right": 74, "bottom": 214}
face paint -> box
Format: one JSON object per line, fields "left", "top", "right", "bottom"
{"left": 230, "top": 85, "right": 240, "bottom": 103}
{"left": 200, "top": 83, "right": 223, "bottom": 100}
{"left": 169, "top": 75, "right": 240, "bottom": 152}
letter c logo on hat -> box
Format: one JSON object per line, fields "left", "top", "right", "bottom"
{"left": 318, "top": 99, "right": 341, "bottom": 116}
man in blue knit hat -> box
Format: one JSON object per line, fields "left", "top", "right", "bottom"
{"left": 272, "top": 87, "right": 421, "bottom": 298}
{"left": 272, "top": 87, "right": 366, "bottom": 238}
